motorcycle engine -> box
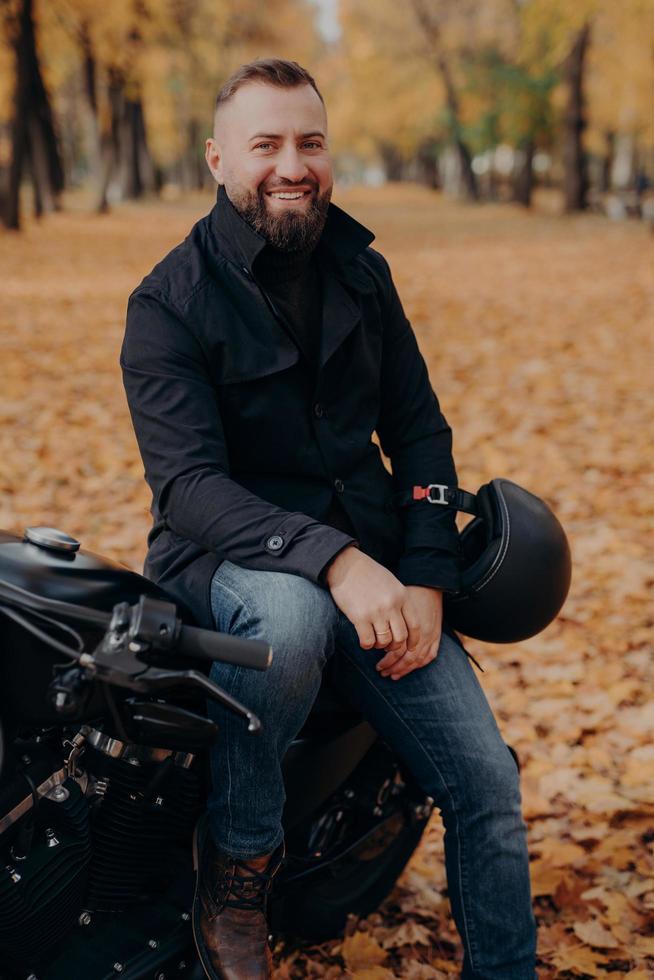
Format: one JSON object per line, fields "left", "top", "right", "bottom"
{"left": 0, "top": 724, "right": 203, "bottom": 976}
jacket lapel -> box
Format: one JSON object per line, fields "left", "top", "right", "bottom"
{"left": 208, "top": 186, "right": 377, "bottom": 376}
{"left": 318, "top": 263, "right": 364, "bottom": 369}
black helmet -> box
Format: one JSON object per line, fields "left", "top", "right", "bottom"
{"left": 396, "top": 478, "right": 572, "bottom": 643}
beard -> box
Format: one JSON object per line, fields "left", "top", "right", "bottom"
{"left": 227, "top": 178, "right": 332, "bottom": 252}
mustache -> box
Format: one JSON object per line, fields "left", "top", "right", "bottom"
{"left": 261, "top": 179, "right": 320, "bottom": 194}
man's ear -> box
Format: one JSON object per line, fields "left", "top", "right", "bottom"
{"left": 205, "top": 137, "right": 223, "bottom": 184}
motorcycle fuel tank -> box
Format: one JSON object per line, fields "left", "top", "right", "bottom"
{"left": 0, "top": 526, "right": 171, "bottom": 610}
{"left": 0, "top": 527, "right": 173, "bottom": 729}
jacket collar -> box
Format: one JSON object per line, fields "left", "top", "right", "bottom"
{"left": 208, "top": 184, "right": 375, "bottom": 277}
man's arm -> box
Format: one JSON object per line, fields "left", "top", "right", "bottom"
{"left": 121, "top": 290, "right": 357, "bottom": 581}
{"left": 374, "top": 254, "right": 461, "bottom": 594}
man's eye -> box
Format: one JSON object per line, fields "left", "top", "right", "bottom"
{"left": 302, "top": 142, "right": 321, "bottom": 149}
{"left": 254, "top": 143, "right": 273, "bottom": 150}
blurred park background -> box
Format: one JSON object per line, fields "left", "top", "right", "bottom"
{"left": 1, "top": 1, "right": 653, "bottom": 978}
{"left": 1, "top": 0, "right": 654, "bottom": 222}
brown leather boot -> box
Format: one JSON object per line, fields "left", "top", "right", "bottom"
{"left": 192, "top": 814, "right": 285, "bottom": 980}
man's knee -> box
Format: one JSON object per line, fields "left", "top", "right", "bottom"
{"left": 257, "top": 573, "right": 339, "bottom": 661}
{"left": 211, "top": 561, "right": 339, "bottom": 666}
{"left": 453, "top": 741, "right": 523, "bottom": 818}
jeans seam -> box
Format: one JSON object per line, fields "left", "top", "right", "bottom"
{"left": 222, "top": 666, "right": 240, "bottom": 852}
{"left": 338, "top": 643, "right": 478, "bottom": 972}
{"left": 210, "top": 571, "right": 255, "bottom": 855}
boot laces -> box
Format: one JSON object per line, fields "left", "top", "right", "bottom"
{"left": 224, "top": 855, "right": 278, "bottom": 911}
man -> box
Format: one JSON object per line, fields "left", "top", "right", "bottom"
{"left": 121, "top": 59, "right": 536, "bottom": 980}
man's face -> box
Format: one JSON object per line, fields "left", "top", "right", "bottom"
{"left": 205, "top": 81, "right": 333, "bottom": 251}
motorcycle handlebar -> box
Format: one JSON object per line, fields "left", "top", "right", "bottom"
{"left": 176, "top": 624, "right": 271, "bottom": 671}
{"left": 0, "top": 580, "right": 272, "bottom": 672}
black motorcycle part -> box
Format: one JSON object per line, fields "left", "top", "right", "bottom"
{"left": 0, "top": 743, "right": 64, "bottom": 825}
{"left": 47, "top": 666, "right": 95, "bottom": 717}
{"left": 272, "top": 809, "right": 429, "bottom": 942}
{"left": 0, "top": 528, "right": 185, "bottom": 730}
{"left": 121, "top": 700, "right": 219, "bottom": 752}
{"left": 282, "top": 720, "right": 377, "bottom": 829}
{"left": 0, "top": 530, "right": 174, "bottom": 612}
{"left": 84, "top": 747, "right": 202, "bottom": 910}
{"left": 271, "top": 741, "right": 433, "bottom": 942}
{"left": 0, "top": 778, "right": 91, "bottom": 973}
{"left": 25, "top": 883, "right": 201, "bottom": 980}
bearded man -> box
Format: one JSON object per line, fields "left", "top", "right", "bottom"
{"left": 121, "top": 59, "right": 536, "bottom": 980}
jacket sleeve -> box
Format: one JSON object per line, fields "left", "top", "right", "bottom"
{"left": 121, "top": 290, "right": 358, "bottom": 582}
{"left": 374, "top": 257, "right": 461, "bottom": 593}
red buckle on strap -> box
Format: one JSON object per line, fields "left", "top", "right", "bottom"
{"left": 413, "top": 484, "right": 449, "bottom": 504}
{"left": 412, "top": 486, "right": 430, "bottom": 500}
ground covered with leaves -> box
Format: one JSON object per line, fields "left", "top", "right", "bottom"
{"left": 1, "top": 185, "right": 652, "bottom": 977}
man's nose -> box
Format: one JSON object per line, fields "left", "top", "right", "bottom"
{"left": 274, "top": 145, "right": 309, "bottom": 183}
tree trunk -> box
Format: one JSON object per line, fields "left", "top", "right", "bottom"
{"left": 415, "top": 137, "right": 440, "bottom": 189}
{"left": 379, "top": 141, "right": 404, "bottom": 182}
{"left": 411, "top": 0, "right": 479, "bottom": 201}
{"left": 188, "top": 118, "right": 206, "bottom": 190}
{"left": 98, "top": 64, "right": 155, "bottom": 208}
{"left": 2, "top": 0, "right": 64, "bottom": 229}
{"left": 600, "top": 130, "right": 615, "bottom": 193}
{"left": 79, "top": 20, "right": 102, "bottom": 182}
{"left": 512, "top": 139, "right": 535, "bottom": 207}
{"left": 5, "top": 94, "right": 27, "bottom": 229}
{"left": 27, "top": 115, "right": 55, "bottom": 215}
{"left": 120, "top": 95, "right": 155, "bottom": 199}
{"left": 562, "top": 22, "right": 590, "bottom": 213}
{"left": 97, "top": 68, "right": 123, "bottom": 213}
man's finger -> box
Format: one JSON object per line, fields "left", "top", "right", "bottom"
{"left": 376, "top": 611, "right": 420, "bottom": 666}
{"left": 371, "top": 622, "right": 394, "bottom": 649}
{"left": 380, "top": 646, "right": 421, "bottom": 676}
{"left": 389, "top": 635, "right": 441, "bottom": 679}
{"left": 405, "top": 618, "right": 421, "bottom": 655}
{"left": 376, "top": 645, "right": 407, "bottom": 672}
{"left": 357, "top": 621, "right": 377, "bottom": 650}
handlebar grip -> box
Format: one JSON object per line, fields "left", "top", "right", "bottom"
{"left": 176, "top": 625, "right": 272, "bottom": 671}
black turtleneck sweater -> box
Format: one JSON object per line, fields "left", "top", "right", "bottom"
{"left": 249, "top": 234, "right": 357, "bottom": 542}
{"left": 253, "top": 241, "right": 322, "bottom": 378}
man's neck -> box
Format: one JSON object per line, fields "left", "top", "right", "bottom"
{"left": 254, "top": 240, "right": 317, "bottom": 286}
{"left": 216, "top": 184, "right": 322, "bottom": 280}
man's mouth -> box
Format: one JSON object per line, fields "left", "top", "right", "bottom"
{"left": 265, "top": 189, "right": 313, "bottom": 201}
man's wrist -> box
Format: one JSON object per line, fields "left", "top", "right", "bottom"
{"left": 319, "top": 541, "right": 360, "bottom": 586}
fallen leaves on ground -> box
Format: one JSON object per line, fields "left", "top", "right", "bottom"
{"left": 1, "top": 185, "right": 652, "bottom": 978}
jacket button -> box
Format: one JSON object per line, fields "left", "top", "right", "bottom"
{"left": 334, "top": 479, "right": 345, "bottom": 493}
{"left": 266, "top": 535, "right": 284, "bottom": 552}
{"left": 313, "top": 402, "right": 324, "bottom": 418}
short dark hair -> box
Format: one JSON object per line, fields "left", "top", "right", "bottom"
{"left": 214, "top": 58, "right": 324, "bottom": 115}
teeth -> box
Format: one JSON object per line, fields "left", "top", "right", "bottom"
{"left": 269, "top": 192, "right": 305, "bottom": 199}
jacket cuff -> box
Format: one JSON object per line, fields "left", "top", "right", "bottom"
{"left": 394, "top": 547, "right": 461, "bottom": 594}
{"left": 316, "top": 537, "right": 360, "bottom": 586}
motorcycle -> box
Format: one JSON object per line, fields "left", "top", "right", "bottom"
{"left": 0, "top": 525, "right": 436, "bottom": 979}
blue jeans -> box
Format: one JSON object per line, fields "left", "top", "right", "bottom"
{"left": 206, "top": 560, "right": 537, "bottom": 978}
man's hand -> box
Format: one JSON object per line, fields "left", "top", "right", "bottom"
{"left": 375, "top": 585, "right": 442, "bottom": 680}
{"left": 325, "top": 547, "right": 443, "bottom": 680}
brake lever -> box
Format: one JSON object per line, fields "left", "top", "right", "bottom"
{"left": 81, "top": 631, "right": 262, "bottom": 733}
{"left": 125, "top": 666, "right": 262, "bottom": 734}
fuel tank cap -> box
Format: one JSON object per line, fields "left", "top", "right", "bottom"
{"left": 24, "top": 527, "right": 81, "bottom": 553}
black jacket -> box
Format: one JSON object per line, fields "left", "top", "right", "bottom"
{"left": 120, "top": 186, "right": 461, "bottom": 630}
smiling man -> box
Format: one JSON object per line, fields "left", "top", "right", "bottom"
{"left": 121, "top": 59, "right": 536, "bottom": 980}
{"left": 209, "top": 80, "right": 332, "bottom": 252}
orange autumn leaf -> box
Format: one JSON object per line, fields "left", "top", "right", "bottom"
{"left": 341, "top": 932, "right": 389, "bottom": 971}
{"left": 572, "top": 919, "right": 621, "bottom": 949}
